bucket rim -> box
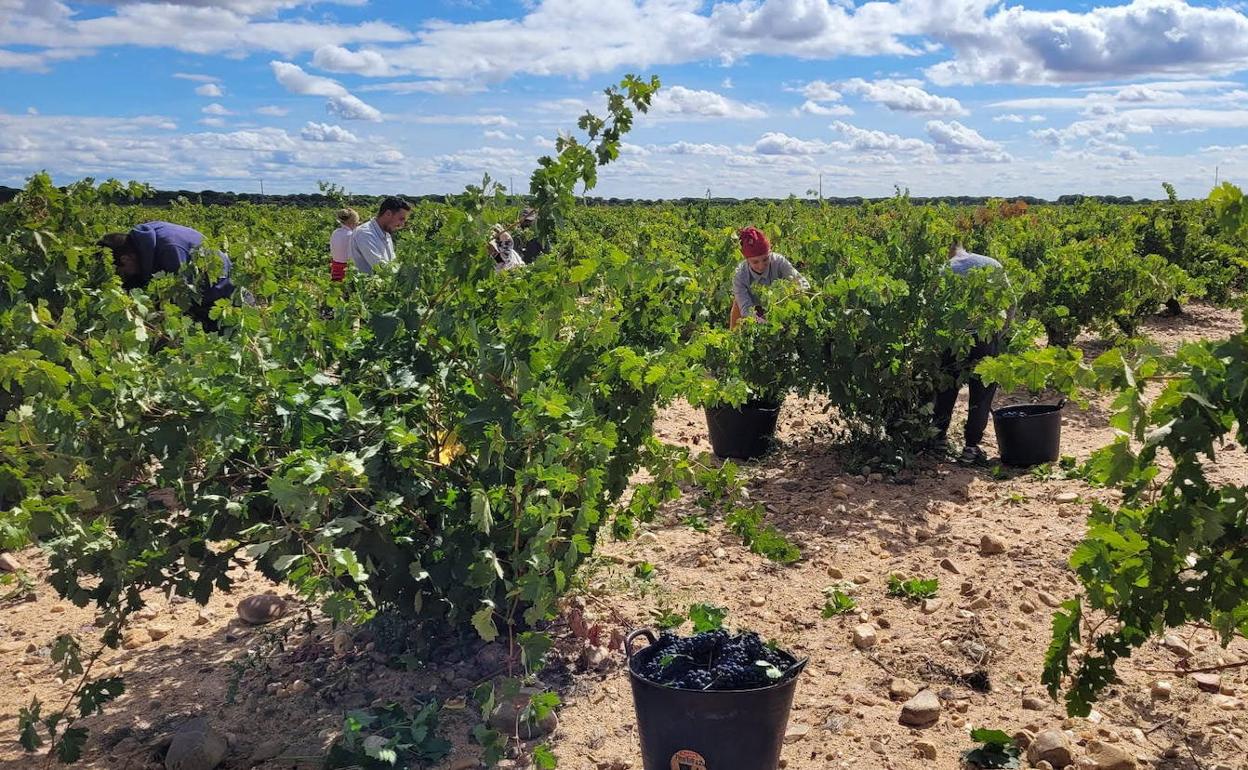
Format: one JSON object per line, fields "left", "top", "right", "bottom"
{"left": 627, "top": 657, "right": 809, "bottom": 694}
{"left": 704, "top": 399, "right": 784, "bottom": 415}
{"left": 992, "top": 402, "right": 1064, "bottom": 418}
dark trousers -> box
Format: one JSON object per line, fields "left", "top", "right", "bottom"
{"left": 933, "top": 336, "right": 1000, "bottom": 447}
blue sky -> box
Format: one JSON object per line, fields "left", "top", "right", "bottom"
{"left": 2, "top": 0, "right": 1248, "bottom": 199}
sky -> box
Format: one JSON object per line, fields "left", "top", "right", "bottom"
{"left": 2, "top": 0, "right": 1248, "bottom": 199}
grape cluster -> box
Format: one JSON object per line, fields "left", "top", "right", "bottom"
{"left": 636, "top": 630, "right": 795, "bottom": 691}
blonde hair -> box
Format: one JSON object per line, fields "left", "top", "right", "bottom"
{"left": 337, "top": 208, "right": 360, "bottom": 227}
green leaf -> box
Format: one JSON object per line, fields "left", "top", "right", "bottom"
{"left": 77, "top": 677, "right": 124, "bottom": 717}
{"left": 822, "top": 589, "right": 857, "bottom": 617}
{"left": 533, "top": 744, "right": 557, "bottom": 769}
{"left": 472, "top": 603, "right": 498, "bottom": 642}
{"left": 688, "top": 603, "right": 726, "bottom": 633}
{"left": 56, "top": 726, "right": 89, "bottom": 763}
{"left": 969, "top": 728, "right": 1014, "bottom": 748}
{"left": 1042, "top": 599, "right": 1082, "bottom": 702}
{"left": 331, "top": 548, "right": 368, "bottom": 583}
{"left": 18, "top": 700, "right": 43, "bottom": 752}
{"left": 470, "top": 488, "right": 492, "bottom": 535}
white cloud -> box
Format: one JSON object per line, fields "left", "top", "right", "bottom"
{"left": 327, "top": 94, "right": 382, "bottom": 121}
{"left": 994, "top": 114, "right": 1026, "bottom": 123}
{"left": 829, "top": 120, "right": 932, "bottom": 155}
{"left": 841, "top": 77, "right": 968, "bottom": 115}
{"left": 0, "top": 2, "right": 411, "bottom": 69}
{"left": 199, "top": 117, "right": 226, "bottom": 127}
{"left": 359, "top": 80, "right": 484, "bottom": 95}
{"left": 270, "top": 61, "right": 382, "bottom": 122}
{"left": 174, "top": 72, "right": 219, "bottom": 83}
{"left": 202, "top": 103, "right": 233, "bottom": 116}
{"left": 651, "top": 86, "right": 766, "bottom": 120}
{"left": 654, "top": 141, "right": 735, "bottom": 156}
{"left": 311, "top": 44, "right": 393, "bottom": 77}
{"left": 927, "top": 0, "right": 1248, "bottom": 85}
{"left": 196, "top": 83, "right": 225, "bottom": 97}
{"left": 798, "top": 100, "right": 855, "bottom": 117}
{"left": 256, "top": 105, "right": 289, "bottom": 117}
{"left": 799, "top": 80, "right": 844, "bottom": 102}
{"left": 300, "top": 121, "right": 358, "bottom": 143}
{"left": 401, "top": 114, "right": 516, "bottom": 127}
{"left": 925, "top": 120, "right": 1011, "bottom": 161}
{"left": 753, "top": 132, "right": 831, "bottom": 155}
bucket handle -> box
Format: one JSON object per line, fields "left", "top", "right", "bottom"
{"left": 624, "top": 628, "right": 657, "bottom": 661}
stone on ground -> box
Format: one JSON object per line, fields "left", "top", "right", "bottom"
{"left": 852, "top": 624, "right": 878, "bottom": 650}
{"left": 979, "top": 534, "right": 1007, "bottom": 556}
{"left": 164, "top": 719, "right": 228, "bottom": 770}
{"left": 0, "top": 552, "right": 21, "bottom": 572}
{"left": 1022, "top": 695, "right": 1048, "bottom": 710}
{"left": 1026, "top": 729, "right": 1074, "bottom": 768}
{"left": 898, "top": 690, "right": 941, "bottom": 727}
{"left": 1161, "top": 634, "right": 1192, "bottom": 658}
{"left": 236, "top": 594, "right": 288, "bottom": 625}
{"left": 1192, "top": 673, "right": 1221, "bottom": 693}
{"left": 1085, "top": 739, "right": 1138, "bottom": 770}
{"left": 888, "top": 678, "right": 919, "bottom": 701}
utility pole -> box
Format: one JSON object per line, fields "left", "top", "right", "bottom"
{"left": 818, "top": 173, "right": 822, "bottom": 202}
{"left": 1215, "top": 166, "right": 1219, "bottom": 187}
{"left": 260, "top": 179, "right": 264, "bottom": 196}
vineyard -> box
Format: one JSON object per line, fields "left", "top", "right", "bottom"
{"left": 2, "top": 79, "right": 1248, "bottom": 770}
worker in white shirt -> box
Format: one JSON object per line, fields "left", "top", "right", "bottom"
{"left": 349, "top": 197, "right": 411, "bottom": 275}
{"left": 329, "top": 208, "right": 359, "bottom": 282}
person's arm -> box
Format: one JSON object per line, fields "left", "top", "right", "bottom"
{"left": 774, "top": 256, "right": 809, "bottom": 289}
{"left": 731, "top": 264, "right": 757, "bottom": 317}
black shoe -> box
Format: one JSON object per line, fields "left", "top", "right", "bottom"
{"left": 958, "top": 446, "right": 989, "bottom": 465}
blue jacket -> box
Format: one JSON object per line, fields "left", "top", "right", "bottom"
{"left": 127, "top": 222, "right": 234, "bottom": 326}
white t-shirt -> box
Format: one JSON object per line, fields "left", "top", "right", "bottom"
{"left": 348, "top": 219, "right": 395, "bottom": 275}
{"left": 330, "top": 225, "right": 352, "bottom": 264}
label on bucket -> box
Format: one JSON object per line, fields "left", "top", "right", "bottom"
{"left": 670, "top": 749, "right": 707, "bottom": 770}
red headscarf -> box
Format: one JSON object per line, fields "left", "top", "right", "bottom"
{"left": 738, "top": 227, "right": 770, "bottom": 258}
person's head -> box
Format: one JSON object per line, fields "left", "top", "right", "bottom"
{"left": 492, "top": 223, "right": 512, "bottom": 248}
{"left": 375, "top": 197, "right": 411, "bottom": 235}
{"left": 738, "top": 226, "right": 771, "bottom": 273}
{"left": 518, "top": 208, "right": 537, "bottom": 229}
{"left": 337, "top": 208, "right": 360, "bottom": 230}
{"left": 948, "top": 239, "right": 965, "bottom": 258}
{"left": 98, "top": 232, "right": 140, "bottom": 282}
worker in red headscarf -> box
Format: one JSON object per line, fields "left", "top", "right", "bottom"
{"left": 729, "top": 226, "right": 809, "bottom": 328}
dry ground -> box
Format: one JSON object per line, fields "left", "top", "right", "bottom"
{"left": 1, "top": 303, "right": 1245, "bottom": 770}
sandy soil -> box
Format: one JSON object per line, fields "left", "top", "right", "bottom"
{"left": 1, "top": 303, "right": 1245, "bottom": 770}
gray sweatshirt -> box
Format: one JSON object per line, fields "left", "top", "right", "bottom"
{"left": 732, "top": 254, "right": 809, "bottom": 316}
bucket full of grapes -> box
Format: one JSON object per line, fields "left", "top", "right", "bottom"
{"left": 625, "top": 629, "right": 807, "bottom": 770}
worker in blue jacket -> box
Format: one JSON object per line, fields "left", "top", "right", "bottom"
{"left": 98, "top": 222, "right": 235, "bottom": 331}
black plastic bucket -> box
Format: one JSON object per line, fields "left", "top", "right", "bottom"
{"left": 993, "top": 401, "right": 1065, "bottom": 467}
{"left": 704, "top": 399, "right": 782, "bottom": 460}
{"left": 626, "top": 629, "right": 806, "bottom": 770}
